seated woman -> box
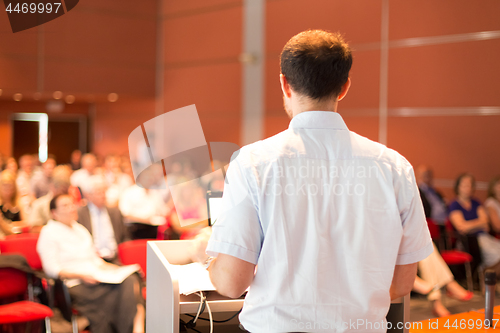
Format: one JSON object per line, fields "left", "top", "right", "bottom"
{"left": 413, "top": 243, "right": 473, "bottom": 317}
{"left": 449, "top": 173, "right": 500, "bottom": 276}
{"left": 485, "top": 176, "right": 500, "bottom": 235}
{"left": 37, "top": 194, "right": 145, "bottom": 333}
{"left": 0, "top": 170, "right": 29, "bottom": 237}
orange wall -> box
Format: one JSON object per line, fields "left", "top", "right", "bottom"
{"left": 161, "top": 0, "right": 242, "bottom": 146}
{"left": 263, "top": 0, "right": 500, "bottom": 201}
{"left": 1, "top": 0, "right": 499, "bottom": 201}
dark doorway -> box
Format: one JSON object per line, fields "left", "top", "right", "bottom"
{"left": 12, "top": 114, "right": 87, "bottom": 164}
{"left": 48, "top": 120, "right": 82, "bottom": 164}
{"left": 12, "top": 120, "right": 39, "bottom": 161}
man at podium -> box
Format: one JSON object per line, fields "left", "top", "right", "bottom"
{"left": 203, "top": 29, "right": 433, "bottom": 332}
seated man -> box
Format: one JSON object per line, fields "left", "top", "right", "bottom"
{"left": 36, "top": 194, "right": 144, "bottom": 333}
{"left": 30, "top": 156, "right": 56, "bottom": 199}
{"left": 78, "top": 175, "right": 129, "bottom": 263}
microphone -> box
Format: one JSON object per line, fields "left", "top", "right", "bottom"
{"left": 485, "top": 269, "right": 496, "bottom": 327}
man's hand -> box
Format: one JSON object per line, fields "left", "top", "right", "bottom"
{"left": 189, "top": 227, "right": 213, "bottom": 263}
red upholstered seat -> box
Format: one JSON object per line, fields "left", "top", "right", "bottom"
{"left": 0, "top": 267, "right": 53, "bottom": 331}
{"left": 440, "top": 251, "right": 473, "bottom": 265}
{"left": 0, "top": 233, "right": 43, "bottom": 270}
{"left": 118, "top": 239, "right": 149, "bottom": 301}
{"left": 0, "top": 267, "right": 28, "bottom": 298}
{"left": 118, "top": 239, "right": 150, "bottom": 278}
{"left": 0, "top": 300, "right": 53, "bottom": 324}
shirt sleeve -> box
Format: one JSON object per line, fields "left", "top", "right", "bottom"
{"left": 394, "top": 162, "right": 433, "bottom": 265}
{"left": 206, "top": 154, "right": 263, "bottom": 265}
{"left": 449, "top": 200, "right": 461, "bottom": 212}
{"left": 36, "top": 226, "right": 62, "bottom": 279}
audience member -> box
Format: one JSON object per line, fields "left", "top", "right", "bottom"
{"left": 70, "top": 153, "right": 97, "bottom": 191}
{"left": 103, "top": 155, "right": 133, "bottom": 207}
{"left": 5, "top": 157, "right": 18, "bottom": 176}
{"left": 485, "top": 176, "right": 500, "bottom": 235}
{"left": 78, "top": 175, "right": 129, "bottom": 262}
{"left": 449, "top": 173, "right": 500, "bottom": 277}
{"left": 70, "top": 149, "right": 82, "bottom": 171}
{"left": 413, "top": 244, "right": 473, "bottom": 317}
{"left": 36, "top": 194, "right": 145, "bottom": 333}
{"left": 16, "top": 154, "right": 36, "bottom": 195}
{"left": 417, "top": 165, "right": 448, "bottom": 226}
{"left": 31, "top": 156, "right": 56, "bottom": 199}
{"left": 16, "top": 154, "right": 37, "bottom": 211}
{"left": 119, "top": 166, "right": 168, "bottom": 239}
{"left": 29, "top": 165, "right": 72, "bottom": 231}
{"left": 0, "top": 170, "right": 28, "bottom": 236}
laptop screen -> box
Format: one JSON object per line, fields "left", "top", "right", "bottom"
{"left": 207, "top": 191, "right": 223, "bottom": 226}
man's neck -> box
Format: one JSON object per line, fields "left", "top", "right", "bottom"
{"left": 56, "top": 219, "right": 73, "bottom": 227}
{"left": 291, "top": 96, "right": 338, "bottom": 118}
{"left": 88, "top": 201, "right": 105, "bottom": 211}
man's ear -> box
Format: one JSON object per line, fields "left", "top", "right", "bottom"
{"left": 280, "top": 74, "right": 292, "bottom": 98}
{"left": 337, "top": 77, "right": 351, "bottom": 101}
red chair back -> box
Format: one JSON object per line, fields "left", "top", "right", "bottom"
{"left": 118, "top": 239, "right": 151, "bottom": 278}
{"left": 426, "top": 218, "right": 441, "bottom": 240}
{"left": 0, "top": 268, "right": 28, "bottom": 299}
{"left": 0, "top": 233, "right": 43, "bottom": 271}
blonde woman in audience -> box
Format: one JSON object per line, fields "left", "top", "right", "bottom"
{"left": 0, "top": 170, "right": 29, "bottom": 236}
{"left": 485, "top": 176, "right": 500, "bottom": 234}
{"left": 5, "top": 157, "right": 18, "bottom": 176}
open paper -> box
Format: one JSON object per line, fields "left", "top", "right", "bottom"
{"left": 168, "top": 262, "right": 216, "bottom": 295}
{"left": 92, "top": 264, "right": 141, "bottom": 284}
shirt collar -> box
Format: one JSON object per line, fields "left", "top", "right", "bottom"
{"left": 87, "top": 202, "right": 104, "bottom": 214}
{"left": 289, "top": 111, "right": 348, "bottom": 130}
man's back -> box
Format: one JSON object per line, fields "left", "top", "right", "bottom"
{"left": 208, "top": 111, "right": 432, "bottom": 332}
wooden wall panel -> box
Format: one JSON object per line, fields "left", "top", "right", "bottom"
{"left": 162, "top": 0, "right": 241, "bottom": 16}
{"left": 161, "top": 0, "right": 242, "bottom": 145}
{"left": 163, "top": 7, "right": 241, "bottom": 64}
{"left": 44, "top": 61, "right": 154, "bottom": 97}
{"left": 387, "top": 115, "right": 500, "bottom": 199}
{"left": 266, "top": 0, "right": 382, "bottom": 56}
{"left": 93, "top": 98, "right": 156, "bottom": 157}
{"left": 43, "top": 10, "right": 156, "bottom": 66}
{"left": 389, "top": 0, "right": 500, "bottom": 39}
{"left": 163, "top": 63, "right": 241, "bottom": 113}
{"left": 0, "top": 58, "right": 38, "bottom": 92}
{"left": 388, "top": 40, "right": 500, "bottom": 107}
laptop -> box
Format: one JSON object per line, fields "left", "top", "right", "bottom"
{"left": 206, "top": 190, "right": 223, "bottom": 226}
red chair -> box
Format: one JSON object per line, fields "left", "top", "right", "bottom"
{"left": 0, "top": 233, "right": 43, "bottom": 271}
{"left": 118, "top": 239, "right": 150, "bottom": 299}
{"left": 0, "top": 267, "right": 53, "bottom": 332}
{"left": 427, "top": 218, "right": 474, "bottom": 291}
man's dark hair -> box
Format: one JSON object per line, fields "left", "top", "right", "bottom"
{"left": 49, "top": 193, "right": 66, "bottom": 211}
{"left": 454, "top": 173, "right": 475, "bottom": 195}
{"left": 280, "top": 29, "right": 352, "bottom": 100}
